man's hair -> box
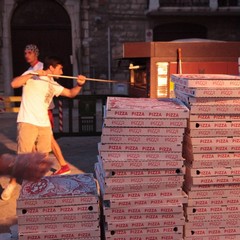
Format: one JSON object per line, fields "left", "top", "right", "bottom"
{"left": 43, "top": 56, "right": 64, "bottom": 70}
{"left": 25, "top": 44, "right": 39, "bottom": 56}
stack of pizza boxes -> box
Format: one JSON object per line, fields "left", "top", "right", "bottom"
{"left": 172, "top": 74, "right": 240, "bottom": 240}
{"left": 17, "top": 174, "right": 100, "bottom": 240}
{"left": 95, "top": 97, "right": 189, "bottom": 240}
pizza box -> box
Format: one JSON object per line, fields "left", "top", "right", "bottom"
{"left": 191, "top": 158, "right": 240, "bottom": 169}
{"left": 174, "top": 84, "right": 240, "bottom": 98}
{"left": 105, "top": 192, "right": 188, "bottom": 208}
{"left": 98, "top": 158, "right": 184, "bottom": 170}
{"left": 184, "top": 235, "right": 240, "bottom": 240}
{"left": 105, "top": 97, "right": 189, "bottom": 119}
{"left": 186, "top": 205, "right": 240, "bottom": 215}
{"left": 102, "top": 168, "right": 185, "bottom": 178}
{"left": 188, "top": 105, "right": 240, "bottom": 114}
{"left": 171, "top": 74, "right": 240, "bottom": 88}
{"left": 18, "top": 220, "right": 99, "bottom": 234}
{"left": 185, "top": 227, "right": 240, "bottom": 237}
{"left": 189, "top": 137, "right": 240, "bottom": 146}
{"left": 189, "top": 114, "right": 240, "bottom": 122}
{"left": 189, "top": 176, "right": 240, "bottom": 185}
{"left": 106, "top": 218, "right": 185, "bottom": 230}
{"left": 102, "top": 127, "right": 184, "bottom": 136}
{"left": 104, "top": 118, "right": 187, "bottom": 128}
{"left": 106, "top": 234, "right": 182, "bottom": 240}
{"left": 99, "top": 143, "right": 182, "bottom": 153}
{"left": 18, "top": 228, "right": 100, "bottom": 240}
{"left": 184, "top": 183, "right": 240, "bottom": 192}
{"left": 105, "top": 212, "right": 184, "bottom": 222}
{"left": 101, "top": 135, "right": 183, "bottom": 144}
{"left": 104, "top": 205, "right": 183, "bottom": 215}
{"left": 175, "top": 91, "right": 240, "bottom": 106}
{"left": 185, "top": 218, "right": 240, "bottom": 230}
{"left": 17, "top": 203, "right": 99, "bottom": 216}
{"left": 188, "top": 121, "right": 240, "bottom": 130}
{"left": 189, "top": 128, "right": 240, "bottom": 137}
{"left": 17, "top": 174, "right": 98, "bottom": 208}
{"left": 185, "top": 152, "right": 240, "bottom": 161}
{"left": 186, "top": 188, "right": 240, "bottom": 199}
{"left": 188, "top": 196, "right": 240, "bottom": 207}
{"left": 18, "top": 212, "right": 99, "bottom": 225}
{"left": 103, "top": 175, "right": 184, "bottom": 186}
{"left": 102, "top": 188, "right": 183, "bottom": 201}
{"left": 99, "top": 151, "right": 183, "bottom": 161}
{"left": 105, "top": 225, "right": 183, "bottom": 237}
{"left": 189, "top": 167, "right": 240, "bottom": 177}
{"left": 187, "top": 212, "right": 240, "bottom": 223}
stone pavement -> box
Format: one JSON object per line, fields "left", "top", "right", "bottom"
{"left": 0, "top": 112, "right": 100, "bottom": 234}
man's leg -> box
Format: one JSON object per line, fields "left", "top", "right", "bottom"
{"left": 1, "top": 123, "right": 38, "bottom": 201}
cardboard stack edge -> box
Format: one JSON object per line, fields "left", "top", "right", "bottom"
{"left": 172, "top": 73, "right": 240, "bottom": 240}
{"left": 17, "top": 173, "right": 100, "bottom": 240}
{"left": 95, "top": 97, "right": 189, "bottom": 240}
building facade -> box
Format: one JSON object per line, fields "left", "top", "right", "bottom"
{"left": 0, "top": 0, "right": 240, "bottom": 96}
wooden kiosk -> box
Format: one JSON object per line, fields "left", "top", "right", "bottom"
{"left": 122, "top": 41, "right": 240, "bottom": 98}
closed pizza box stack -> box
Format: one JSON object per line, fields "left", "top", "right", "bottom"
{"left": 17, "top": 174, "right": 100, "bottom": 240}
{"left": 95, "top": 97, "right": 189, "bottom": 240}
{"left": 172, "top": 73, "right": 240, "bottom": 240}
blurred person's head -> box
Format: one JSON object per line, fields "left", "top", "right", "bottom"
{"left": 24, "top": 44, "right": 39, "bottom": 67}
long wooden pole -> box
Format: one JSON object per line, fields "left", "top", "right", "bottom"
{"left": 48, "top": 74, "right": 118, "bottom": 83}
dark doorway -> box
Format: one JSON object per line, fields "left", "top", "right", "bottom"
{"left": 11, "top": 0, "right": 72, "bottom": 95}
{"left": 153, "top": 22, "right": 207, "bottom": 41}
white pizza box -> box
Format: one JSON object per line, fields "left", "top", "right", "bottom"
{"left": 106, "top": 234, "right": 182, "bottom": 240}
{"left": 105, "top": 212, "right": 184, "bottom": 222}
{"left": 189, "top": 167, "right": 240, "bottom": 177}
{"left": 185, "top": 218, "right": 240, "bottom": 230}
{"left": 99, "top": 143, "right": 182, "bottom": 153}
{"left": 102, "top": 127, "right": 184, "bottom": 136}
{"left": 99, "top": 151, "right": 183, "bottom": 161}
{"left": 18, "top": 229, "right": 100, "bottom": 240}
{"left": 188, "top": 105, "right": 240, "bottom": 115}
{"left": 184, "top": 182, "right": 240, "bottom": 192}
{"left": 189, "top": 129, "right": 240, "bottom": 137}
{"left": 184, "top": 235, "right": 240, "bottom": 240}
{"left": 104, "top": 205, "right": 183, "bottom": 215}
{"left": 189, "top": 114, "right": 240, "bottom": 122}
{"left": 188, "top": 121, "right": 240, "bottom": 130}
{"left": 18, "top": 212, "right": 99, "bottom": 225}
{"left": 187, "top": 212, "right": 240, "bottom": 222}
{"left": 96, "top": 170, "right": 182, "bottom": 195}
{"left": 186, "top": 205, "right": 240, "bottom": 215}
{"left": 186, "top": 152, "right": 240, "bottom": 161}
{"left": 102, "top": 168, "right": 185, "bottom": 178}
{"left": 98, "top": 158, "right": 184, "bottom": 170}
{"left": 185, "top": 227, "right": 240, "bottom": 237}
{"left": 189, "top": 137, "right": 240, "bottom": 146}
{"left": 106, "top": 218, "right": 185, "bottom": 231}
{"left": 174, "top": 84, "right": 240, "bottom": 97}
{"left": 17, "top": 174, "right": 98, "bottom": 208}
{"left": 105, "top": 225, "right": 183, "bottom": 237}
{"left": 188, "top": 196, "right": 240, "bottom": 207}
{"left": 104, "top": 118, "right": 187, "bottom": 128}
{"left": 101, "top": 135, "right": 183, "bottom": 144}
{"left": 171, "top": 74, "right": 240, "bottom": 88}
{"left": 186, "top": 188, "right": 240, "bottom": 199}
{"left": 189, "top": 176, "right": 240, "bottom": 185}
{"left": 106, "top": 192, "right": 188, "bottom": 208}
{"left": 175, "top": 90, "right": 240, "bottom": 106}
{"left": 102, "top": 188, "right": 183, "bottom": 201}
{"left": 104, "top": 175, "right": 184, "bottom": 186}
{"left": 18, "top": 220, "right": 99, "bottom": 234}
{"left": 191, "top": 159, "right": 240, "bottom": 169}
{"left": 105, "top": 97, "right": 189, "bottom": 119}
{"left": 17, "top": 203, "right": 99, "bottom": 216}
{"left": 191, "top": 144, "right": 240, "bottom": 153}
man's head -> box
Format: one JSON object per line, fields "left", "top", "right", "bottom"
{"left": 24, "top": 44, "right": 39, "bottom": 66}
{"left": 44, "top": 56, "right": 64, "bottom": 77}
